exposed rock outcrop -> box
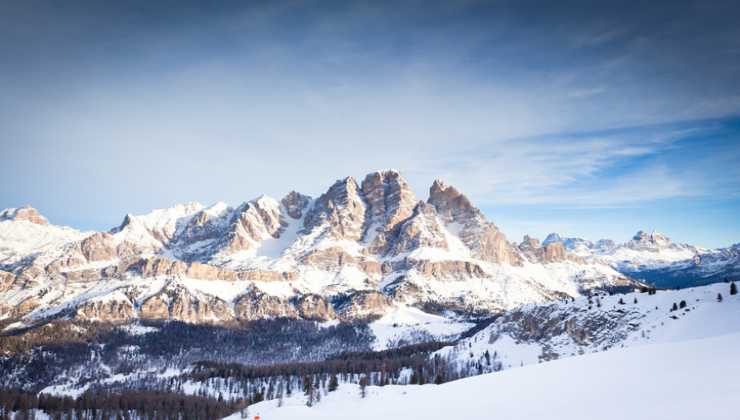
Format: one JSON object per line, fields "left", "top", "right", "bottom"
{"left": 294, "top": 294, "right": 335, "bottom": 320}
{"left": 140, "top": 288, "right": 234, "bottom": 323}
{"left": 388, "top": 202, "right": 448, "bottom": 256}
{"left": 237, "top": 270, "right": 298, "bottom": 282}
{"left": 301, "top": 247, "right": 357, "bottom": 271}
{"left": 80, "top": 232, "right": 117, "bottom": 262}
{"left": 543, "top": 242, "right": 567, "bottom": 262}
{"left": 361, "top": 170, "right": 417, "bottom": 253}
{"left": 519, "top": 235, "right": 575, "bottom": 263}
{"left": 304, "top": 177, "right": 366, "bottom": 240}
{"left": 428, "top": 180, "right": 521, "bottom": 265}
{"left": 234, "top": 292, "right": 298, "bottom": 321}
{"left": 75, "top": 298, "right": 135, "bottom": 322}
{"left": 281, "top": 191, "right": 312, "bottom": 219}
{"left": 0, "top": 270, "right": 15, "bottom": 293}
{"left": 335, "top": 291, "right": 391, "bottom": 321}
{"left": 405, "top": 259, "right": 487, "bottom": 279}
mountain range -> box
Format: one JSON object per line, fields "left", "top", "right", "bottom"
{"left": 1, "top": 170, "right": 737, "bottom": 333}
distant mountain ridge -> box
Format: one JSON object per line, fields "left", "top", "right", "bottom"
{"left": 539, "top": 230, "right": 739, "bottom": 288}
{"left": 0, "top": 170, "right": 734, "bottom": 332}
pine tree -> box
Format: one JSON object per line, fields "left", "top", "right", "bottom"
{"left": 618, "top": 298, "right": 625, "bottom": 305}
{"left": 303, "top": 376, "right": 314, "bottom": 407}
{"left": 409, "top": 371, "right": 418, "bottom": 385}
{"left": 717, "top": 293, "right": 723, "bottom": 302}
{"left": 359, "top": 377, "right": 369, "bottom": 399}
{"left": 328, "top": 374, "right": 338, "bottom": 392}
{"left": 671, "top": 302, "right": 678, "bottom": 311}
{"left": 731, "top": 282, "right": 738, "bottom": 296}
{"left": 679, "top": 300, "right": 687, "bottom": 309}
{"left": 633, "top": 297, "right": 638, "bottom": 304}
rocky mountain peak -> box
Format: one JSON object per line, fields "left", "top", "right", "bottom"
{"left": 225, "top": 197, "right": 285, "bottom": 252}
{"left": 632, "top": 230, "right": 670, "bottom": 244}
{"left": 427, "top": 179, "right": 476, "bottom": 225}
{"left": 281, "top": 191, "right": 311, "bottom": 219}
{"left": 0, "top": 205, "right": 49, "bottom": 225}
{"left": 628, "top": 230, "right": 677, "bottom": 251}
{"left": 361, "top": 170, "right": 417, "bottom": 232}
{"left": 427, "top": 180, "right": 521, "bottom": 265}
{"left": 520, "top": 235, "right": 541, "bottom": 250}
{"left": 542, "top": 233, "right": 562, "bottom": 245}
{"left": 388, "top": 201, "right": 449, "bottom": 256}
{"left": 303, "top": 176, "right": 366, "bottom": 240}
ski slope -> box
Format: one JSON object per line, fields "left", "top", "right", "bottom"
{"left": 229, "top": 331, "right": 740, "bottom": 420}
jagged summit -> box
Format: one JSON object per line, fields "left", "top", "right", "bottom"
{"left": 427, "top": 178, "right": 476, "bottom": 223}
{"left": 542, "top": 233, "right": 562, "bottom": 245}
{"left": 0, "top": 205, "right": 49, "bottom": 225}
{"left": 630, "top": 230, "right": 673, "bottom": 247}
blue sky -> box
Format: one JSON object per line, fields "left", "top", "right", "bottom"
{"left": 1, "top": 0, "right": 739, "bottom": 247}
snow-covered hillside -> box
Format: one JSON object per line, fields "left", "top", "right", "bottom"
{"left": 231, "top": 331, "right": 740, "bottom": 420}
{"left": 436, "top": 282, "right": 740, "bottom": 374}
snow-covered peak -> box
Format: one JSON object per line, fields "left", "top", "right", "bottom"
{"left": 110, "top": 201, "right": 205, "bottom": 249}
{"left": 542, "top": 233, "right": 561, "bottom": 245}
{"left": 281, "top": 191, "right": 312, "bottom": 219}
{"left": 203, "top": 201, "right": 229, "bottom": 218}
{"left": 0, "top": 215, "right": 89, "bottom": 267}
{"left": 627, "top": 230, "right": 685, "bottom": 250}
{"left": 114, "top": 202, "right": 204, "bottom": 231}
{"left": 0, "top": 205, "right": 49, "bottom": 225}
{"left": 252, "top": 195, "right": 281, "bottom": 211}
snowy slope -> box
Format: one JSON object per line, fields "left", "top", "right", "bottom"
{"left": 229, "top": 331, "right": 740, "bottom": 420}
{"left": 0, "top": 219, "right": 90, "bottom": 267}
{"left": 367, "top": 305, "right": 474, "bottom": 350}
{"left": 435, "top": 282, "right": 740, "bottom": 372}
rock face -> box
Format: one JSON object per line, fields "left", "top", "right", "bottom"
{"left": 304, "top": 177, "right": 366, "bottom": 241}
{"left": 0, "top": 270, "right": 15, "bottom": 292}
{"left": 301, "top": 247, "right": 359, "bottom": 272}
{"left": 226, "top": 197, "right": 285, "bottom": 252}
{"left": 361, "top": 170, "right": 417, "bottom": 253}
{"left": 281, "top": 191, "right": 311, "bottom": 219}
{"left": 295, "top": 294, "right": 335, "bottom": 320}
{"left": 331, "top": 290, "right": 391, "bottom": 321}
{"left": 388, "top": 202, "right": 448, "bottom": 256}
{"left": 543, "top": 242, "right": 567, "bottom": 262}
{"left": 0, "top": 205, "right": 49, "bottom": 225}
{"left": 234, "top": 292, "right": 298, "bottom": 321}
{"left": 75, "top": 298, "right": 135, "bottom": 323}
{"left": 628, "top": 230, "right": 677, "bottom": 251}
{"left": 0, "top": 169, "right": 644, "bottom": 328}
{"left": 140, "top": 287, "right": 234, "bottom": 324}
{"left": 428, "top": 180, "right": 521, "bottom": 265}
{"left": 80, "top": 233, "right": 117, "bottom": 262}
{"left": 405, "top": 259, "right": 487, "bottom": 279}
{"left": 519, "top": 235, "right": 581, "bottom": 263}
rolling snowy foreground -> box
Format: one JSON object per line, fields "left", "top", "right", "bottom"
{"left": 229, "top": 331, "right": 740, "bottom": 420}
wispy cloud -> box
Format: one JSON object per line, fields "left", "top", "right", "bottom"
{"left": 408, "top": 119, "right": 730, "bottom": 207}
{"left": 567, "top": 86, "right": 607, "bottom": 98}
